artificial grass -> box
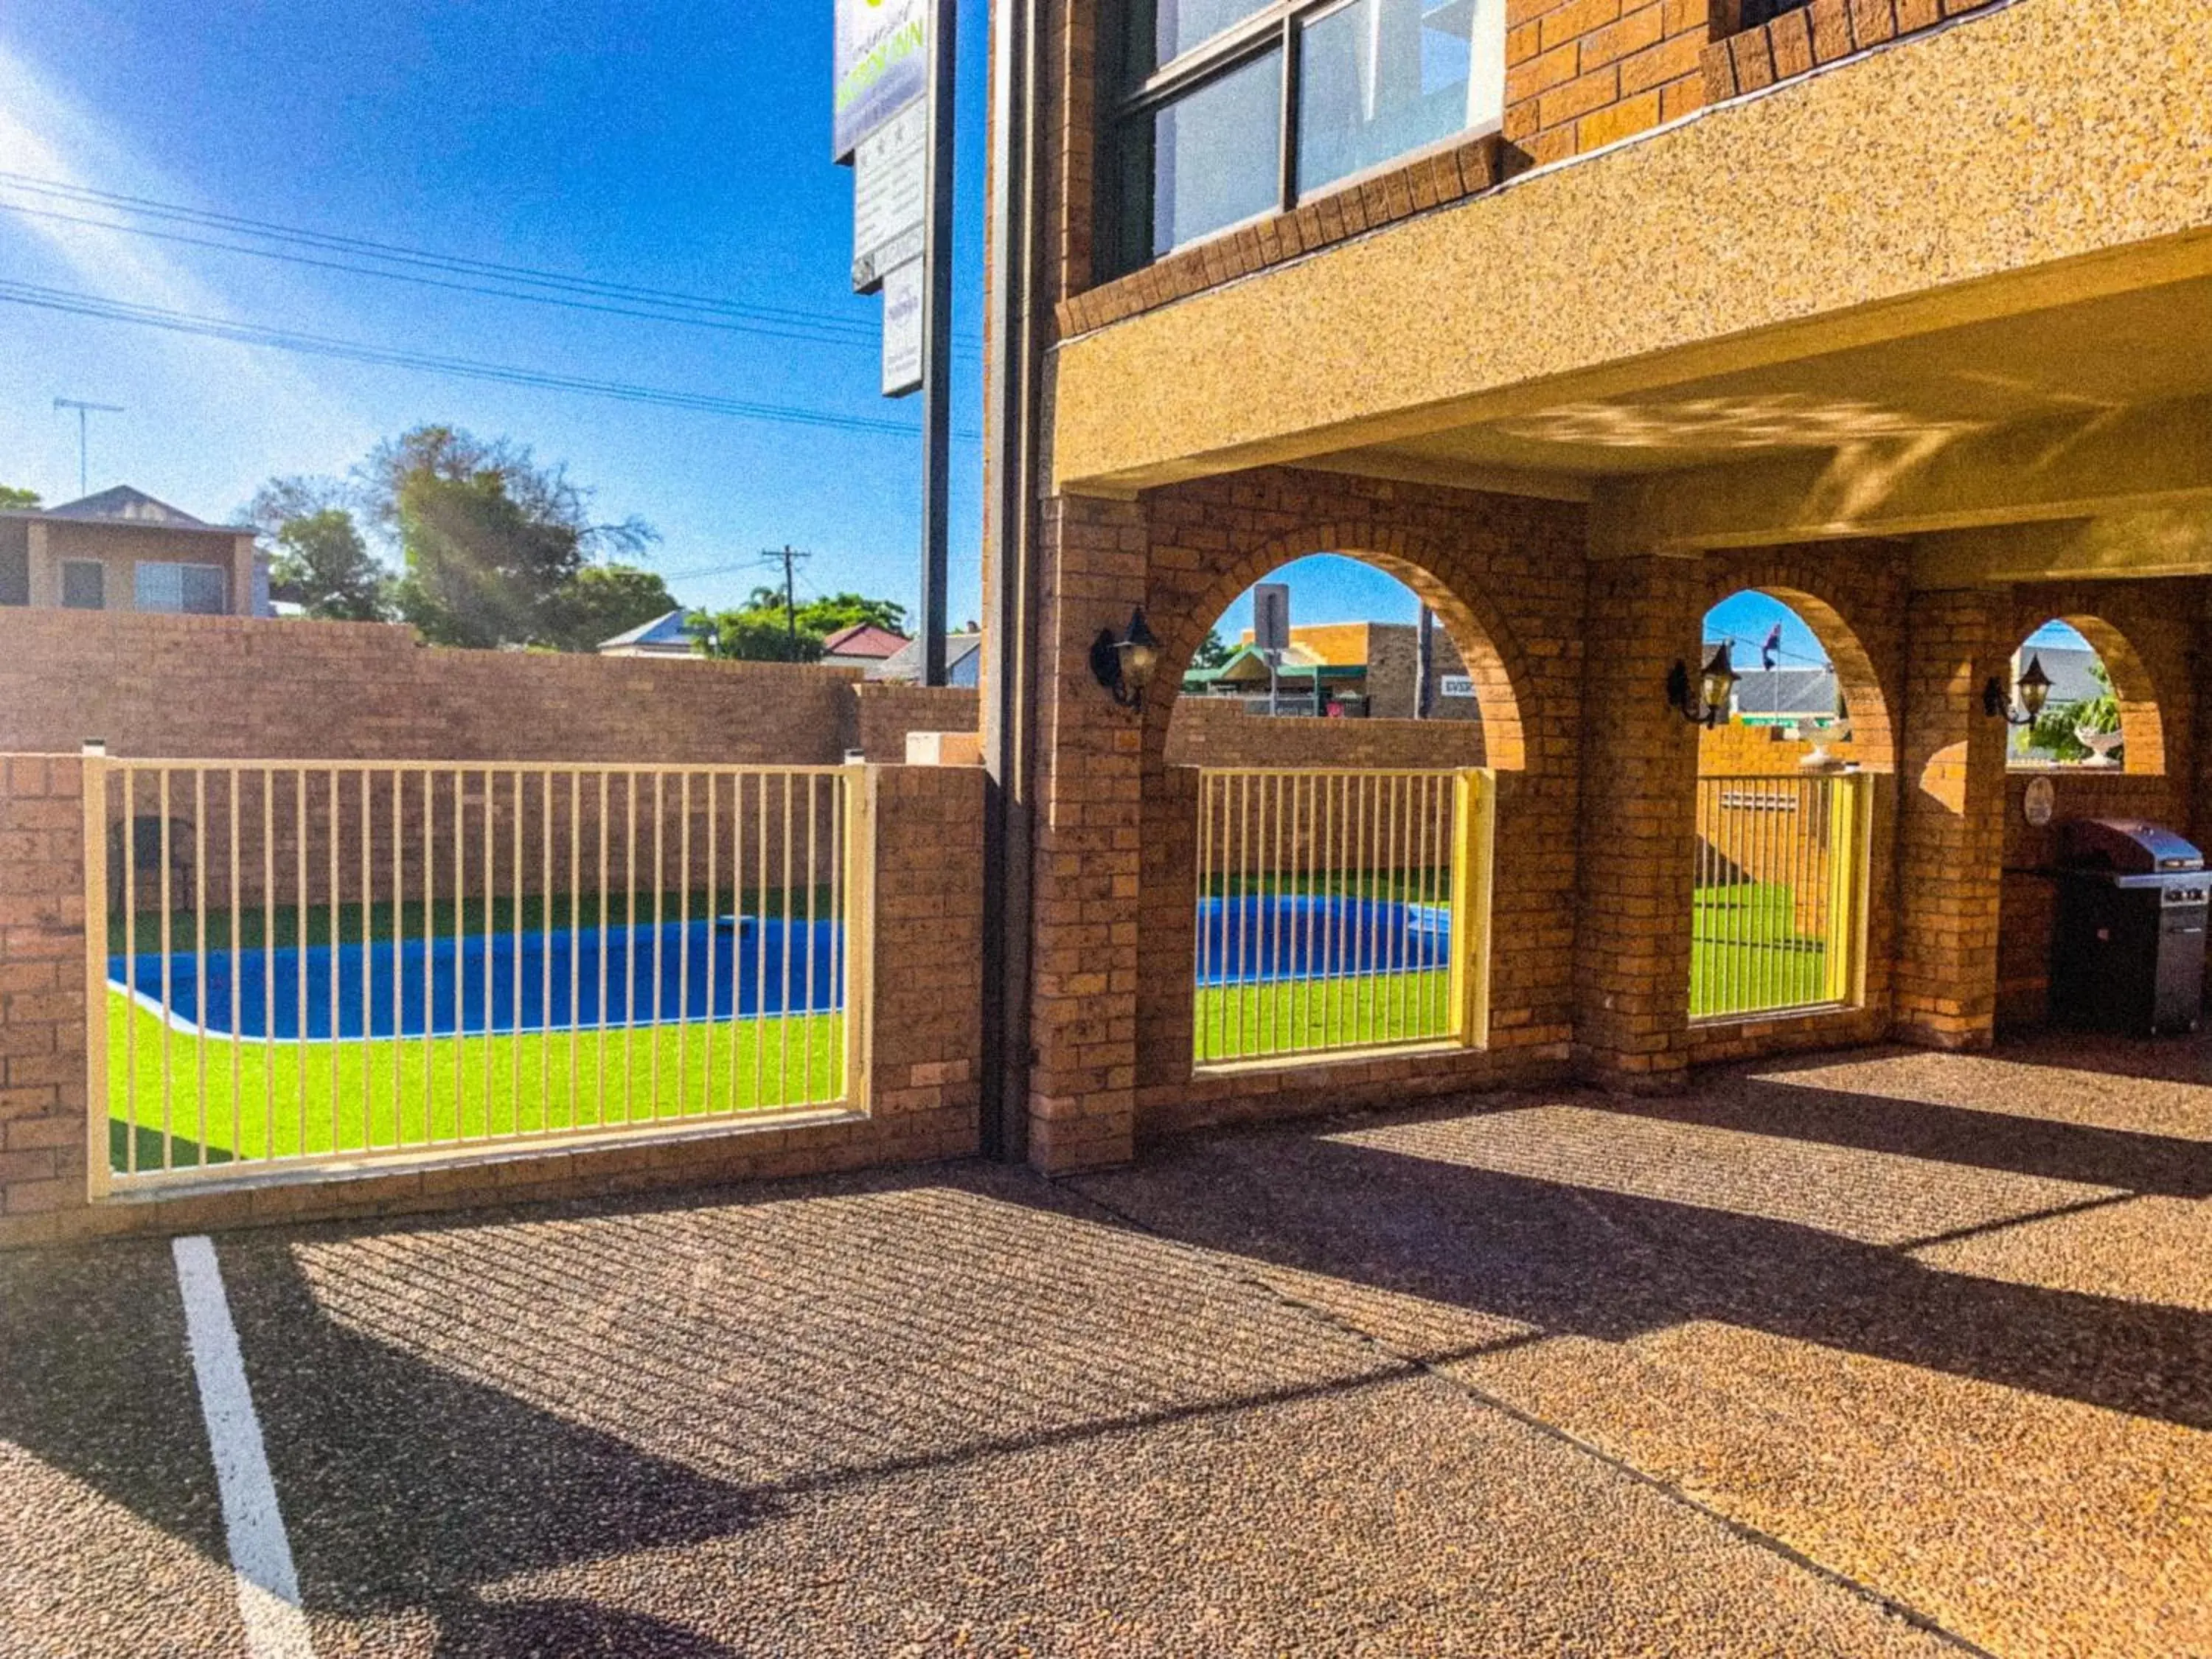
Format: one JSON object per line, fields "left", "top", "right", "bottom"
{"left": 1689, "top": 880, "right": 1833, "bottom": 1020}
{"left": 1194, "top": 969, "right": 1455, "bottom": 1065}
{"left": 105, "top": 992, "right": 846, "bottom": 1175}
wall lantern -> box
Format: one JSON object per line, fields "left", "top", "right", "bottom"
{"left": 1091, "top": 607, "right": 1160, "bottom": 708}
{"left": 1983, "top": 655, "right": 2053, "bottom": 726}
{"left": 1666, "top": 642, "right": 1737, "bottom": 728}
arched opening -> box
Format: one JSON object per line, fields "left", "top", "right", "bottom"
{"left": 1689, "top": 590, "right": 1888, "bottom": 1023}
{"left": 1158, "top": 552, "right": 1516, "bottom": 1070}
{"left": 1164, "top": 554, "right": 1489, "bottom": 768}
{"left": 2000, "top": 616, "right": 2165, "bottom": 775}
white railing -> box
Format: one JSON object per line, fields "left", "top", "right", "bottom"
{"left": 1192, "top": 768, "right": 1492, "bottom": 1068}
{"left": 1690, "top": 771, "right": 1871, "bottom": 1023}
{"left": 84, "top": 757, "right": 869, "bottom": 1193}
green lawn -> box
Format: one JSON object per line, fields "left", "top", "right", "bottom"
{"left": 1689, "top": 880, "right": 1833, "bottom": 1019}
{"left": 105, "top": 993, "right": 845, "bottom": 1176}
{"left": 1194, "top": 970, "right": 1454, "bottom": 1065}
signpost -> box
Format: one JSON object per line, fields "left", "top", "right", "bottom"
{"left": 1253, "top": 582, "right": 1290, "bottom": 717}
{"left": 835, "top": 0, "right": 953, "bottom": 684}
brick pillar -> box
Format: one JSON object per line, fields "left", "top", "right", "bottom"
{"left": 0, "top": 755, "right": 91, "bottom": 1245}
{"left": 1893, "top": 587, "right": 2011, "bottom": 1048}
{"left": 1572, "top": 557, "right": 1703, "bottom": 1088}
{"left": 1026, "top": 493, "right": 1147, "bottom": 1173}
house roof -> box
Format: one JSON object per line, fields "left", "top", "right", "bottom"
{"left": 597, "top": 610, "right": 702, "bottom": 653}
{"left": 821, "top": 622, "right": 911, "bottom": 659}
{"left": 1186, "top": 644, "right": 1366, "bottom": 687}
{"left": 877, "top": 631, "right": 983, "bottom": 684}
{"left": 1733, "top": 667, "right": 1839, "bottom": 720}
{"left": 1, "top": 486, "right": 248, "bottom": 535}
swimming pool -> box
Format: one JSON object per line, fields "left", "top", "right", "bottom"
{"left": 1193, "top": 895, "right": 1451, "bottom": 986}
{"left": 111, "top": 917, "right": 844, "bottom": 1041}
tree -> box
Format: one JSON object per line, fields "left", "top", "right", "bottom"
{"left": 1192, "top": 626, "right": 1234, "bottom": 670}
{"left": 693, "top": 586, "right": 909, "bottom": 663}
{"left": 539, "top": 563, "right": 678, "bottom": 653}
{"left": 361, "top": 425, "right": 659, "bottom": 651}
{"left": 0, "top": 486, "right": 39, "bottom": 509}
{"left": 2023, "top": 661, "right": 2121, "bottom": 765}
{"left": 269, "top": 509, "right": 389, "bottom": 622}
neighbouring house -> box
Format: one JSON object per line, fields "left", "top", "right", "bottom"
{"left": 597, "top": 609, "right": 706, "bottom": 658}
{"left": 1183, "top": 620, "right": 1476, "bottom": 720}
{"left": 820, "top": 622, "right": 911, "bottom": 675}
{"left": 1729, "top": 666, "right": 1842, "bottom": 731}
{"left": 0, "top": 487, "right": 260, "bottom": 616}
{"left": 877, "top": 630, "right": 983, "bottom": 687}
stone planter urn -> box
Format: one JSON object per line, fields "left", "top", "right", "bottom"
{"left": 2077, "top": 728, "right": 2124, "bottom": 768}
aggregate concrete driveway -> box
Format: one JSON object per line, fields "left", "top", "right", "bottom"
{"left": 2, "top": 1034, "right": 2208, "bottom": 1657}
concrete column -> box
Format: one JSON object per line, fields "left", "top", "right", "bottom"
{"left": 1571, "top": 555, "right": 1703, "bottom": 1088}
{"left": 24, "top": 523, "right": 52, "bottom": 608}
{"left": 1025, "top": 492, "right": 1148, "bottom": 1172}
{"left": 1892, "top": 586, "right": 2012, "bottom": 1049}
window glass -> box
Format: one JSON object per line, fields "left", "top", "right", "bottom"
{"left": 1147, "top": 49, "right": 1283, "bottom": 258}
{"left": 1297, "top": 0, "right": 1501, "bottom": 196}
{"left": 135, "top": 562, "right": 227, "bottom": 615}
{"left": 1126, "top": 0, "right": 1276, "bottom": 79}
{"left": 0, "top": 538, "right": 26, "bottom": 607}
{"left": 60, "top": 560, "right": 105, "bottom": 611}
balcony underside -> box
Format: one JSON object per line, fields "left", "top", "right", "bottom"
{"left": 1049, "top": 0, "right": 2212, "bottom": 579}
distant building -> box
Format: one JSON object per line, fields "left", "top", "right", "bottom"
{"left": 1182, "top": 620, "right": 1475, "bottom": 720}
{"left": 877, "top": 631, "right": 984, "bottom": 687}
{"left": 821, "top": 622, "right": 911, "bottom": 674}
{"left": 1730, "top": 667, "right": 1842, "bottom": 728}
{"left": 0, "top": 487, "right": 260, "bottom": 617}
{"left": 597, "top": 610, "right": 706, "bottom": 658}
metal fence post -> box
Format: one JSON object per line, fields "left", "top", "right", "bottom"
{"left": 80, "top": 743, "right": 111, "bottom": 1202}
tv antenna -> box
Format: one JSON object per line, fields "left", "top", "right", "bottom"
{"left": 54, "top": 398, "right": 125, "bottom": 498}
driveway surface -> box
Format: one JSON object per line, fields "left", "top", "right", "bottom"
{"left": 2, "top": 1034, "right": 2207, "bottom": 1657}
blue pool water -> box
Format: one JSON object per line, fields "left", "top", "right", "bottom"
{"left": 111, "top": 917, "right": 842, "bottom": 1041}
{"left": 1193, "top": 896, "right": 1450, "bottom": 987}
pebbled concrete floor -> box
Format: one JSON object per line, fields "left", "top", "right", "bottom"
{"left": 1, "top": 1032, "right": 2206, "bottom": 1657}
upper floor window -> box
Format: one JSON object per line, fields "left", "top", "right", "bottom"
{"left": 135, "top": 561, "right": 228, "bottom": 615}
{"left": 1105, "top": 0, "right": 1504, "bottom": 275}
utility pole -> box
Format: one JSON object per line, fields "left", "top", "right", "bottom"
{"left": 1415, "top": 605, "right": 1435, "bottom": 720}
{"left": 760, "top": 545, "right": 810, "bottom": 658}
{"left": 54, "top": 398, "right": 124, "bottom": 498}
{"left": 918, "top": 0, "right": 958, "bottom": 686}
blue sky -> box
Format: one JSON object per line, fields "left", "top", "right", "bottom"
{"left": 0, "top": 1, "right": 988, "bottom": 622}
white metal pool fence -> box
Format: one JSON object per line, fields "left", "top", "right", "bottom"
{"left": 85, "top": 757, "right": 868, "bottom": 1194}
{"left": 1192, "top": 767, "right": 1492, "bottom": 1068}
{"left": 1690, "top": 771, "right": 1871, "bottom": 1022}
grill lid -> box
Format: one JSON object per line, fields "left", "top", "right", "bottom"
{"left": 2056, "top": 818, "right": 2205, "bottom": 874}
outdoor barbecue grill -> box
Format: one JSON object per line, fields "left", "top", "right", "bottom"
{"left": 2049, "top": 818, "right": 2208, "bottom": 1035}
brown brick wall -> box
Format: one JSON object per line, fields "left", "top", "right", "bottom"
{"left": 0, "top": 759, "right": 984, "bottom": 1248}
{"left": 850, "top": 684, "right": 981, "bottom": 762}
{"left": 0, "top": 609, "right": 858, "bottom": 765}
{"left": 1703, "top": 0, "right": 2001, "bottom": 108}
{"left": 0, "top": 756, "right": 91, "bottom": 1231}
{"left": 1165, "top": 699, "right": 1487, "bottom": 770}
{"left": 1118, "top": 469, "right": 1588, "bottom": 1145}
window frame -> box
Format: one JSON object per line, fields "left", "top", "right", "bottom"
{"left": 59, "top": 559, "right": 107, "bottom": 611}
{"left": 133, "top": 560, "right": 229, "bottom": 616}
{"left": 1101, "top": 0, "right": 1504, "bottom": 276}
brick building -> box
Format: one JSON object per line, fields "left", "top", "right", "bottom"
{"left": 976, "top": 0, "right": 2212, "bottom": 1172}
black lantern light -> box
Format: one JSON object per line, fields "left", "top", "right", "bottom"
{"left": 1667, "top": 641, "right": 1738, "bottom": 728}
{"left": 1091, "top": 607, "right": 1161, "bottom": 708}
{"left": 1983, "top": 655, "right": 2053, "bottom": 726}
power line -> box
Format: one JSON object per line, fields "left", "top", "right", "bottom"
{"left": 0, "top": 275, "right": 980, "bottom": 438}
{"left": 0, "top": 170, "right": 984, "bottom": 351}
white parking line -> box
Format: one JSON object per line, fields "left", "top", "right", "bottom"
{"left": 173, "top": 1235, "right": 317, "bottom": 1659}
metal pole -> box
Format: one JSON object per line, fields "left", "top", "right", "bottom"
{"left": 919, "top": 0, "right": 958, "bottom": 688}
{"left": 981, "top": 0, "right": 1043, "bottom": 1162}
{"left": 782, "top": 545, "right": 799, "bottom": 657}
{"left": 1416, "top": 605, "right": 1434, "bottom": 720}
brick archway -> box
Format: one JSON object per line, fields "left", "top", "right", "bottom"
{"left": 1699, "top": 561, "right": 1899, "bottom": 773}
{"left": 1144, "top": 527, "right": 1537, "bottom": 775}
{"left": 2012, "top": 612, "right": 2167, "bottom": 775}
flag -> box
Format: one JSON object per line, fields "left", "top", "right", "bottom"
{"left": 1761, "top": 623, "right": 1783, "bottom": 671}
